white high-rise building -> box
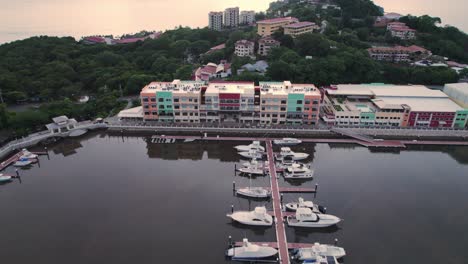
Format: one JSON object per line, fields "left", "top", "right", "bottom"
{"left": 209, "top": 12, "right": 223, "bottom": 31}
{"left": 240, "top": 11, "right": 256, "bottom": 25}
{"left": 224, "top": 7, "right": 240, "bottom": 28}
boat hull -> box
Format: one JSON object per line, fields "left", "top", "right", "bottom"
{"left": 227, "top": 213, "right": 273, "bottom": 226}
{"left": 0, "top": 176, "right": 13, "bottom": 183}
{"left": 236, "top": 188, "right": 270, "bottom": 198}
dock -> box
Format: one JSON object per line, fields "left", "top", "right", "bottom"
{"left": 266, "top": 140, "right": 290, "bottom": 264}
{"left": 0, "top": 150, "right": 48, "bottom": 171}
{"left": 235, "top": 186, "right": 316, "bottom": 194}
{"left": 234, "top": 241, "right": 316, "bottom": 249}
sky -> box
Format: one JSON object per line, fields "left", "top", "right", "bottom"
{"left": 0, "top": 0, "right": 467, "bottom": 44}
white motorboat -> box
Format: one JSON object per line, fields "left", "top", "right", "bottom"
{"left": 285, "top": 197, "right": 324, "bottom": 213}
{"left": 284, "top": 163, "right": 314, "bottom": 179}
{"left": 0, "top": 174, "right": 13, "bottom": 183}
{"left": 235, "top": 141, "right": 265, "bottom": 152}
{"left": 273, "top": 138, "right": 302, "bottom": 146}
{"left": 294, "top": 243, "right": 346, "bottom": 261}
{"left": 302, "top": 255, "right": 339, "bottom": 264}
{"left": 238, "top": 160, "right": 265, "bottom": 175}
{"left": 226, "top": 238, "right": 278, "bottom": 260}
{"left": 237, "top": 187, "right": 271, "bottom": 198}
{"left": 21, "top": 149, "right": 38, "bottom": 159}
{"left": 275, "top": 147, "right": 309, "bottom": 161}
{"left": 238, "top": 150, "right": 264, "bottom": 159}
{"left": 227, "top": 207, "right": 273, "bottom": 226}
{"left": 14, "top": 158, "right": 33, "bottom": 167}
{"left": 287, "top": 208, "right": 341, "bottom": 228}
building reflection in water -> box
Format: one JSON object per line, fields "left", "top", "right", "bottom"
{"left": 145, "top": 138, "right": 318, "bottom": 163}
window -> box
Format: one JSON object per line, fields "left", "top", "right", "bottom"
{"left": 174, "top": 98, "right": 179, "bottom": 103}
{"left": 142, "top": 97, "right": 149, "bottom": 102}
{"left": 297, "top": 100, "right": 303, "bottom": 104}
{"left": 280, "top": 107, "right": 286, "bottom": 111}
{"left": 175, "top": 106, "right": 180, "bottom": 109}
{"left": 158, "top": 98, "right": 164, "bottom": 102}
{"left": 281, "top": 100, "right": 287, "bottom": 104}
{"left": 305, "top": 100, "right": 311, "bottom": 105}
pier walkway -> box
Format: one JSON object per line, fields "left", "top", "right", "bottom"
{"left": 266, "top": 140, "right": 289, "bottom": 264}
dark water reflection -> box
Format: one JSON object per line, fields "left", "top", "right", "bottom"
{"left": 0, "top": 132, "right": 467, "bottom": 264}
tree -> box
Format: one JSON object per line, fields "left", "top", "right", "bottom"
{"left": 174, "top": 65, "right": 193, "bottom": 80}
{"left": 267, "top": 61, "right": 295, "bottom": 80}
{"left": 295, "top": 34, "right": 331, "bottom": 57}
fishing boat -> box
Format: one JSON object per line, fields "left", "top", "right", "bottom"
{"left": 0, "top": 174, "right": 13, "bottom": 183}
{"left": 235, "top": 141, "right": 265, "bottom": 152}
{"left": 14, "top": 158, "right": 33, "bottom": 167}
{"left": 21, "top": 149, "right": 38, "bottom": 159}
{"left": 237, "top": 160, "right": 265, "bottom": 175}
{"left": 273, "top": 138, "right": 302, "bottom": 146}
{"left": 238, "top": 150, "right": 264, "bottom": 159}
{"left": 293, "top": 243, "right": 346, "bottom": 261}
{"left": 285, "top": 197, "right": 325, "bottom": 214}
{"left": 227, "top": 207, "right": 273, "bottom": 226}
{"left": 275, "top": 147, "right": 309, "bottom": 161}
{"left": 284, "top": 163, "right": 314, "bottom": 179}
{"left": 226, "top": 238, "right": 278, "bottom": 260}
{"left": 287, "top": 208, "right": 341, "bottom": 228}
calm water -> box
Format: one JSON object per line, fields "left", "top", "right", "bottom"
{"left": 0, "top": 0, "right": 467, "bottom": 44}
{"left": 1, "top": 132, "right": 468, "bottom": 264}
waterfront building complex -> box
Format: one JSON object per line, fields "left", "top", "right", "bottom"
{"left": 234, "top": 40, "right": 255, "bottom": 58}
{"left": 224, "top": 7, "right": 240, "bottom": 28}
{"left": 240, "top": 11, "right": 256, "bottom": 25}
{"left": 208, "top": 12, "right": 223, "bottom": 31}
{"left": 140, "top": 80, "right": 321, "bottom": 125}
{"left": 283, "top": 21, "right": 319, "bottom": 37}
{"left": 139, "top": 81, "right": 468, "bottom": 129}
{"left": 321, "top": 84, "right": 468, "bottom": 128}
{"left": 258, "top": 36, "right": 281, "bottom": 56}
{"left": 256, "top": 17, "right": 299, "bottom": 36}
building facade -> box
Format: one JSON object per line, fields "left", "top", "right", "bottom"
{"left": 240, "top": 11, "right": 256, "bottom": 25}
{"left": 367, "top": 45, "right": 431, "bottom": 63}
{"left": 258, "top": 36, "right": 281, "bottom": 56}
{"left": 321, "top": 84, "right": 468, "bottom": 128}
{"left": 234, "top": 40, "right": 255, "bottom": 58}
{"left": 141, "top": 80, "right": 321, "bottom": 125}
{"left": 208, "top": 12, "right": 223, "bottom": 31}
{"left": 283, "top": 22, "right": 319, "bottom": 37}
{"left": 256, "top": 17, "right": 299, "bottom": 36}
{"left": 387, "top": 22, "right": 416, "bottom": 40}
{"left": 224, "top": 7, "right": 240, "bottom": 28}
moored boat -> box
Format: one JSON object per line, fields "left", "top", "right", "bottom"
{"left": 287, "top": 208, "right": 341, "bottom": 228}
{"left": 238, "top": 150, "right": 264, "bottom": 159}
{"left": 226, "top": 238, "right": 278, "bottom": 260}
{"left": 237, "top": 160, "right": 265, "bottom": 175}
{"left": 14, "top": 158, "right": 33, "bottom": 167}
{"left": 236, "top": 187, "right": 271, "bottom": 198}
{"left": 21, "top": 149, "right": 38, "bottom": 159}
{"left": 284, "top": 163, "right": 314, "bottom": 179}
{"left": 0, "top": 174, "right": 13, "bottom": 183}
{"left": 275, "top": 147, "right": 309, "bottom": 161}
{"left": 302, "top": 255, "right": 340, "bottom": 264}
{"left": 285, "top": 197, "right": 325, "bottom": 213}
{"left": 235, "top": 141, "right": 265, "bottom": 152}
{"left": 293, "top": 242, "right": 346, "bottom": 261}
{"left": 227, "top": 207, "right": 273, "bottom": 226}
{"left": 273, "top": 138, "right": 302, "bottom": 146}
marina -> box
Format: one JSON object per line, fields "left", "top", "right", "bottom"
{"left": 0, "top": 132, "right": 467, "bottom": 264}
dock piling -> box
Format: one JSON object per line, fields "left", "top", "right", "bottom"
{"left": 15, "top": 169, "right": 19, "bottom": 177}
{"left": 232, "top": 181, "right": 236, "bottom": 191}
{"left": 228, "top": 236, "right": 232, "bottom": 248}
{"left": 334, "top": 238, "right": 339, "bottom": 246}
{"left": 45, "top": 147, "right": 50, "bottom": 159}
{"left": 231, "top": 204, "right": 234, "bottom": 213}
{"left": 315, "top": 183, "right": 318, "bottom": 192}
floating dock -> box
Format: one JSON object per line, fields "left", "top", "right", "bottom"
{"left": 234, "top": 241, "right": 317, "bottom": 249}
{"left": 0, "top": 150, "right": 47, "bottom": 171}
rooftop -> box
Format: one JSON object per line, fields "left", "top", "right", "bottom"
{"left": 283, "top": 21, "right": 316, "bottom": 29}
{"left": 257, "top": 17, "right": 299, "bottom": 24}
{"left": 259, "top": 81, "right": 319, "bottom": 96}
{"left": 205, "top": 81, "right": 255, "bottom": 95}
{"left": 141, "top": 80, "right": 204, "bottom": 94}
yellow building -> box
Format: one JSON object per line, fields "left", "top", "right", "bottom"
{"left": 283, "top": 22, "right": 319, "bottom": 37}
{"left": 256, "top": 17, "right": 299, "bottom": 36}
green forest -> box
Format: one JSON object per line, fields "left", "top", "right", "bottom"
{"left": 0, "top": 0, "right": 467, "bottom": 138}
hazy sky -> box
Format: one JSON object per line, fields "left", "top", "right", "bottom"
{"left": 0, "top": 0, "right": 466, "bottom": 44}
